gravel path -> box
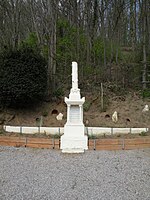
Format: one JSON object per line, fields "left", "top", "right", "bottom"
{"left": 0, "top": 146, "right": 150, "bottom": 200}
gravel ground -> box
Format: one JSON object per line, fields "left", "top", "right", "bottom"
{"left": 0, "top": 146, "right": 150, "bottom": 200}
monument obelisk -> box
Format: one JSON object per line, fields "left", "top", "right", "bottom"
{"left": 60, "top": 62, "right": 88, "bottom": 153}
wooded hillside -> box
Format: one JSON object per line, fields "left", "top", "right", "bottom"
{"left": 0, "top": 0, "right": 150, "bottom": 98}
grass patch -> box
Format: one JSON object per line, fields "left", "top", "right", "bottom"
{"left": 42, "top": 111, "right": 49, "bottom": 117}
{"left": 139, "top": 131, "right": 147, "bottom": 136}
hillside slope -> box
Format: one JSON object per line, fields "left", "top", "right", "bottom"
{"left": 1, "top": 93, "right": 150, "bottom": 128}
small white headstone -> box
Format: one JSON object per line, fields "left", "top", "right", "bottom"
{"left": 112, "top": 111, "right": 118, "bottom": 123}
{"left": 142, "top": 105, "right": 149, "bottom": 112}
{"left": 56, "top": 113, "right": 63, "bottom": 120}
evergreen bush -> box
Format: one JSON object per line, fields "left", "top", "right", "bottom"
{"left": 0, "top": 47, "right": 47, "bottom": 107}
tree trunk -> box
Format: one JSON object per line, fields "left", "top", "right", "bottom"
{"left": 46, "top": 0, "right": 57, "bottom": 97}
{"left": 142, "top": 0, "right": 147, "bottom": 89}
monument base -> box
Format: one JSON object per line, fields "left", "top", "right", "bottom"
{"left": 61, "top": 135, "right": 88, "bottom": 153}
{"left": 61, "top": 124, "right": 88, "bottom": 153}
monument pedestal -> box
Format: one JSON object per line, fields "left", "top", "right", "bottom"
{"left": 60, "top": 62, "right": 88, "bottom": 153}
{"left": 61, "top": 123, "right": 88, "bottom": 153}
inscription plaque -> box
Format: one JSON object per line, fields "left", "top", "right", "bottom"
{"left": 70, "top": 106, "right": 80, "bottom": 123}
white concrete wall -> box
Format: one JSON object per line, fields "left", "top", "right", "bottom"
{"left": 86, "top": 127, "right": 112, "bottom": 136}
{"left": 40, "top": 127, "right": 64, "bottom": 135}
{"left": 87, "top": 127, "right": 149, "bottom": 135}
{"left": 3, "top": 125, "right": 21, "bottom": 133}
{"left": 22, "top": 127, "right": 39, "bottom": 134}
{"left": 3, "top": 125, "right": 149, "bottom": 135}
{"left": 3, "top": 125, "right": 64, "bottom": 135}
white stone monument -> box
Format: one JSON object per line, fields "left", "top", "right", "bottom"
{"left": 60, "top": 62, "right": 88, "bottom": 153}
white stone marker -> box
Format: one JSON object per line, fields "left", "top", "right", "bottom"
{"left": 60, "top": 62, "right": 88, "bottom": 153}
{"left": 142, "top": 105, "right": 149, "bottom": 112}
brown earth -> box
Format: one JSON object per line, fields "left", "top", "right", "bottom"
{"left": 1, "top": 92, "right": 150, "bottom": 128}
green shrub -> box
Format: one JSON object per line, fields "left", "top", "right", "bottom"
{"left": 83, "top": 65, "right": 94, "bottom": 76}
{"left": 139, "top": 131, "right": 147, "bottom": 136}
{"left": 20, "top": 32, "right": 39, "bottom": 53}
{"left": 0, "top": 47, "right": 47, "bottom": 107}
{"left": 88, "top": 134, "right": 97, "bottom": 139}
{"left": 53, "top": 88, "right": 64, "bottom": 98}
{"left": 83, "top": 101, "right": 91, "bottom": 112}
{"left": 42, "top": 111, "right": 49, "bottom": 117}
{"left": 53, "top": 133, "right": 61, "bottom": 139}
{"left": 142, "top": 89, "right": 150, "bottom": 98}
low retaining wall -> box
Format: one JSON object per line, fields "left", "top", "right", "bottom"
{"left": 0, "top": 136, "right": 60, "bottom": 149}
{"left": 3, "top": 125, "right": 149, "bottom": 135}
{"left": 0, "top": 136, "right": 150, "bottom": 151}
{"left": 87, "top": 127, "right": 149, "bottom": 135}
{"left": 88, "top": 138, "right": 150, "bottom": 150}
{"left": 3, "top": 126, "right": 64, "bottom": 135}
